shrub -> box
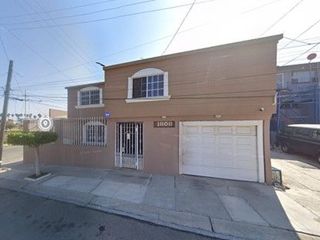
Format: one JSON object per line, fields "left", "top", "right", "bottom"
{"left": 7, "top": 131, "right": 58, "bottom": 177}
{"left": 7, "top": 131, "right": 57, "bottom": 147}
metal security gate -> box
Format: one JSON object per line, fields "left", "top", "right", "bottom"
{"left": 115, "top": 122, "right": 143, "bottom": 169}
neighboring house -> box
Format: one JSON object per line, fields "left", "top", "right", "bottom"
{"left": 272, "top": 62, "right": 320, "bottom": 133}
{"left": 24, "top": 34, "right": 282, "bottom": 184}
{"left": 49, "top": 108, "right": 67, "bottom": 119}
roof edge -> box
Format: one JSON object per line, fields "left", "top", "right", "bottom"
{"left": 104, "top": 34, "right": 283, "bottom": 70}
{"left": 65, "top": 81, "right": 104, "bottom": 90}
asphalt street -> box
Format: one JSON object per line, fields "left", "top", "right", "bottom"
{"left": 2, "top": 145, "right": 23, "bottom": 164}
{"left": 0, "top": 188, "right": 218, "bottom": 240}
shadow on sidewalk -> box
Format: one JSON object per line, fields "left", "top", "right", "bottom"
{"left": 0, "top": 161, "right": 318, "bottom": 240}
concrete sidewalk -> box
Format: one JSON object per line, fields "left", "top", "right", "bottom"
{"left": 0, "top": 162, "right": 318, "bottom": 240}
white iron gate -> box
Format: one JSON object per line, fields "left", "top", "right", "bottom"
{"left": 115, "top": 122, "right": 143, "bottom": 169}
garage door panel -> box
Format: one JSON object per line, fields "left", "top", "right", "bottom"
{"left": 181, "top": 122, "right": 261, "bottom": 182}
{"left": 235, "top": 126, "right": 256, "bottom": 136}
{"left": 184, "top": 126, "right": 200, "bottom": 134}
{"left": 213, "top": 161, "right": 234, "bottom": 168}
{"left": 182, "top": 165, "right": 259, "bottom": 182}
{"left": 201, "top": 126, "right": 217, "bottom": 134}
{"left": 236, "top": 136, "right": 256, "bottom": 144}
{"left": 218, "top": 136, "right": 234, "bottom": 145}
{"left": 217, "top": 126, "right": 233, "bottom": 135}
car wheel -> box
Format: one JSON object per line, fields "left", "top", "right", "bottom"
{"left": 280, "top": 143, "right": 290, "bottom": 153}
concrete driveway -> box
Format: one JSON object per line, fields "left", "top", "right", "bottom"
{"left": 272, "top": 150, "right": 320, "bottom": 237}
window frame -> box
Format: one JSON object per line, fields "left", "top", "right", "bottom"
{"left": 126, "top": 68, "right": 170, "bottom": 103}
{"left": 76, "top": 86, "right": 104, "bottom": 108}
{"left": 82, "top": 121, "right": 107, "bottom": 146}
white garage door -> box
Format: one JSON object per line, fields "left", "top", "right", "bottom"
{"left": 180, "top": 121, "right": 264, "bottom": 182}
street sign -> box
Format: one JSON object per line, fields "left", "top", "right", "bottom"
{"left": 104, "top": 112, "right": 111, "bottom": 119}
{"left": 307, "top": 53, "right": 317, "bottom": 61}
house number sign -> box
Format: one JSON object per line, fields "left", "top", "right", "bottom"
{"left": 153, "top": 121, "right": 175, "bottom": 128}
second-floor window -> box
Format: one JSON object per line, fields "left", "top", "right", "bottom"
{"left": 127, "top": 68, "right": 169, "bottom": 102}
{"left": 80, "top": 89, "right": 100, "bottom": 105}
{"left": 77, "top": 86, "right": 103, "bottom": 107}
{"left": 133, "top": 74, "right": 164, "bottom": 98}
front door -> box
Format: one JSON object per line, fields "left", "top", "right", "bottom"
{"left": 115, "top": 122, "right": 143, "bottom": 169}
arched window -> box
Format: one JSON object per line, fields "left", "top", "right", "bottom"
{"left": 126, "top": 68, "right": 170, "bottom": 103}
{"left": 77, "top": 86, "right": 103, "bottom": 107}
{"left": 83, "top": 121, "right": 107, "bottom": 146}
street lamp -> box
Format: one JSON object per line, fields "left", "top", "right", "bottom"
{"left": 95, "top": 62, "right": 105, "bottom": 68}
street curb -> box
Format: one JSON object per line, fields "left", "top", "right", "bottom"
{"left": 0, "top": 177, "right": 314, "bottom": 240}
{"left": 0, "top": 178, "right": 243, "bottom": 240}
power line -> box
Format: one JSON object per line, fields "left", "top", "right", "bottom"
{"left": 11, "top": 21, "right": 212, "bottom": 84}
{"left": 2, "top": 0, "right": 155, "bottom": 26}
{"left": 0, "top": 32, "right": 25, "bottom": 95}
{"left": 20, "top": 71, "right": 277, "bottom": 92}
{"left": 28, "top": 100, "right": 66, "bottom": 109}
{"left": 18, "top": 73, "right": 101, "bottom": 88}
{"left": 279, "top": 17, "right": 320, "bottom": 50}
{"left": 241, "top": 0, "right": 283, "bottom": 14}
{"left": 102, "top": 95, "right": 275, "bottom": 101}
{"left": 283, "top": 36, "right": 313, "bottom": 45}
{"left": 162, "top": 0, "right": 196, "bottom": 55}
{"left": 9, "top": 0, "right": 217, "bottom": 30}
{"left": 19, "top": 0, "right": 96, "bottom": 75}
{"left": 260, "top": 0, "right": 304, "bottom": 36}
{"left": 11, "top": 71, "right": 280, "bottom": 101}
{"left": 279, "top": 43, "right": 320, "bottom": 50}
{"left": 0, "top": 0, "right": 119, "bottom": 19}
{"left": 25, "top": 71, "right": 277, "bottom": 95}
{"left": 281, "top": 42, "right": 320, "bottom": 66}
{"left": 2, "top": 26, "right": 79, "bottom": 84}
{"left": 0, "top": 32, "right": 9, "bottom": 60}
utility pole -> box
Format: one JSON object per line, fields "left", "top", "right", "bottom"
{"left": 24, "top": 90, "right": 27, "bottom": 119}
{"left": 0, "top": 60, "right": 13, "bottom": 167}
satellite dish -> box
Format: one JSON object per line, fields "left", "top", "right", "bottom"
{"left": 307, "top": 53, "right": 317, "bottom": 61}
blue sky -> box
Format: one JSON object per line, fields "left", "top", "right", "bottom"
{"left": 1, "top": 0, "right": 320, "bottom": 116}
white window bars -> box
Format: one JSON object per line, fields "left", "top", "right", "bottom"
{"left": 61, "top": 117, "right": 107, "bottom": 147}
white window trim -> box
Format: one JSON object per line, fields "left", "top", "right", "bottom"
{"left": 126, "top": 68, "right": 169, "bottom": 102}
{"left": 125, "top": 95, "right": 171, "bottom": 103}
{"left": 75, "top": 104, "right": 104, "bottom": 109}
{"left": 76, "top": 86, "right": 104, "bottom": 108}
{"left": 82, "top": 121, "right": 107, "bottom": 146}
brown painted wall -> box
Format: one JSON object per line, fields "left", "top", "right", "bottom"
{"left": 24, "top": 116, "right": 271, "bottom": 182}
{"left": 24, "top": 35, "right": 281, "bottom": 184}
{"left": 67, "top": 82, "right": 105, "bottom": 118}
{"left": 104, "top": 39, "right": 279, "bottom": 119}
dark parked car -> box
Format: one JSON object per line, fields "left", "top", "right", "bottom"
{"left": 277, "top": 124, "right": 320, "bottom": 163}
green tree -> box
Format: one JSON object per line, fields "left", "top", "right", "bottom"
{"left": 7, "top": 131, "right": 58, "bottom": 177}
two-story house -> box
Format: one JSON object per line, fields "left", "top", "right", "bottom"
{"left": 24, "top": 34, "right": 282, "bottom": 184}
{"left": 273, "top": 62, "right": 320, "bottom": 131}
